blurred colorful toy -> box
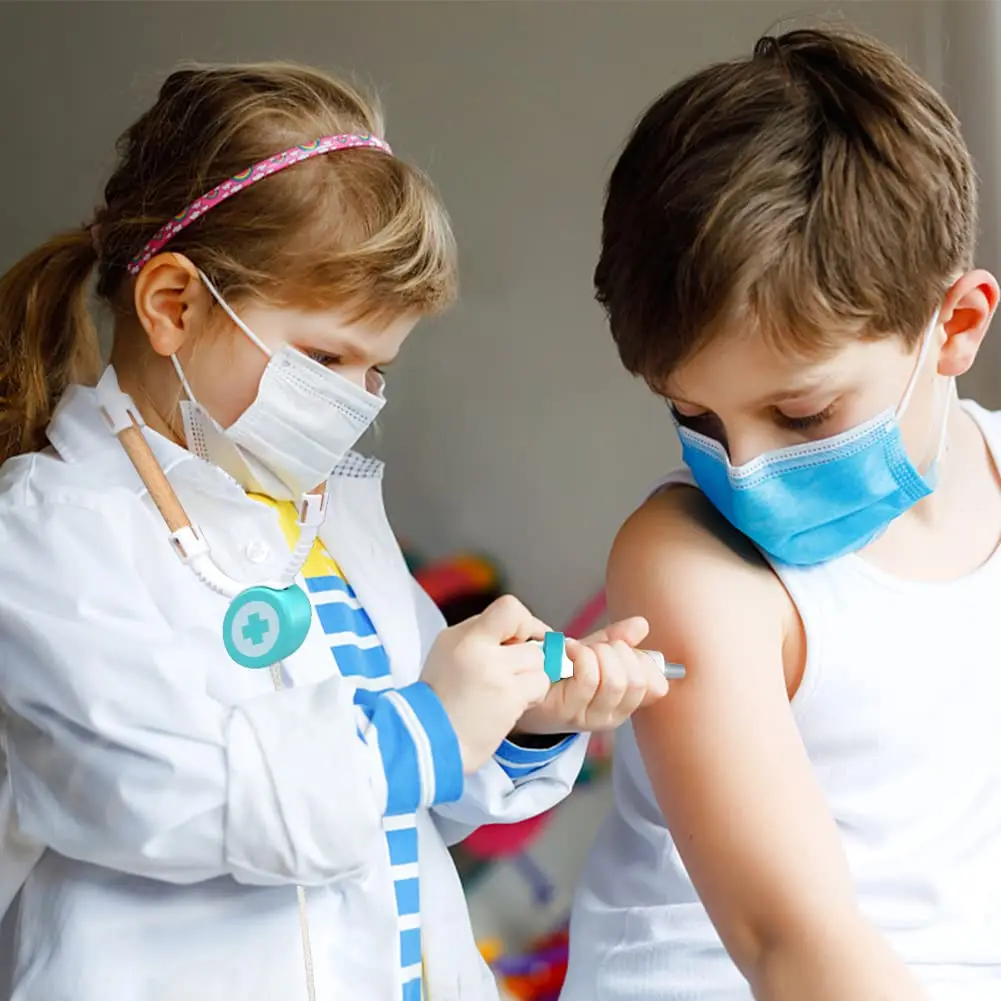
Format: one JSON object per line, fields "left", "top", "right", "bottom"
{"left": 403, "top": 547, "right": 506, "bottom": 625}
{"left": 488, "top": 925, "right": 570, "bottom": 1001}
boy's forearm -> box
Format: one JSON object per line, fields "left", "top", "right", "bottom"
{"left": 749, "top": 920, "right": 927, "bottom": 1001}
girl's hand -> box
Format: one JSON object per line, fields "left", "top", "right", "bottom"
{"left": 421, "top": 595, "right": 552, "bottom": 773}
{"left": 513, "top": 616, "right": 670, "bottom": 734}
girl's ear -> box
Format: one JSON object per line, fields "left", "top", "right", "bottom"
{"left": 133, "top": 254, "right": 214, "bottom": 357}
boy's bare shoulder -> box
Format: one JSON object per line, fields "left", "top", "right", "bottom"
{"left": 613, "top": 483, "right": 775, "bottom": 584}
{"left": 608, "top": 484, "right": 795, "bottom": 662}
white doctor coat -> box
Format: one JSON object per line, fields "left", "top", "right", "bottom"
{"left": 0, "top": 379, "right": 586, "bottom": 1001}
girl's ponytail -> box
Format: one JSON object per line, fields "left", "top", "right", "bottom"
{"left": 0, "top": 229, "right": 101, "bottom": 462}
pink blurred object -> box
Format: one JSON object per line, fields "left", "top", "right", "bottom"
{"left": 463, "top": 815, "right": 556, "bottom": 905}
{"left": 463, "top": 812, "right": 550, "bottom": 859}
{"left": 562, "top": 590, "right": 607, "bottom": 639}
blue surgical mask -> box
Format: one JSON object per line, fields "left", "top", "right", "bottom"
{"left": 674, "top": 312, "right": 952, "bottom": 566}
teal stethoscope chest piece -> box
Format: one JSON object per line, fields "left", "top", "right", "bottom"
{"left": 222, "top": 584, "right": 314, "bottom": 669}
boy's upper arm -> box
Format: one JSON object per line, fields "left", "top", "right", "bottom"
{"left": 608, "top": 487, "right": 859, "bottom": 974}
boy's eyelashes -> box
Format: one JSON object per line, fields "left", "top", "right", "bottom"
{"left": 773, "top": 400, "right": 838, "bottom": 430}
{"left": 669, "top": 400, "right": 839, "bottom": 433}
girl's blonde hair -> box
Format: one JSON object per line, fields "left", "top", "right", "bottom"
{"left": 0, "top": 62, "right": 457, "bottom": 461}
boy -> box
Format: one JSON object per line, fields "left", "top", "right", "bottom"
{"left": 564, "top": 28, "right": 1001, "bottom": 1001}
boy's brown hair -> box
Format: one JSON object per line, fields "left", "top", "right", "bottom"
{"left": 0, "top": 63, "right": 457, "bottom": 462}
{"left": 595, "top": 28, "right": 976, "bottom": 390}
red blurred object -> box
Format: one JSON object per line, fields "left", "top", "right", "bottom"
{"left": 463, "top": 812, "right": 550, "bottom": 859}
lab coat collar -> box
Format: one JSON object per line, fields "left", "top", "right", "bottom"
{"left": 47, "top": 366, "right": 194, "bottom": 480}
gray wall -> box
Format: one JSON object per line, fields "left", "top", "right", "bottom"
{"left": 0, "top": 1, "right": 970, "bottom": 624}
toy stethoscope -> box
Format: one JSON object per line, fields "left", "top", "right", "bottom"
{"left": 98, "top": 377, "right": 321, "bottom": 672}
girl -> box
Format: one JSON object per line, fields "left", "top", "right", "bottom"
{"left": 564, "top": 28, "right": 1001, "bottom": 1001}
{"left": 0, "top": 64, "right": 668, "bottom": 1001}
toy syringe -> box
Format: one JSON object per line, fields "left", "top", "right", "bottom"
{"left": 534, "top": 632, "right": 686, "bottom": 684}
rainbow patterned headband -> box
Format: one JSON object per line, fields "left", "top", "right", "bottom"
{"left": 126, "top": 132, "right": 393, "bottom": 276}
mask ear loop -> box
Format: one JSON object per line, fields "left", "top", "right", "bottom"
{"left": 898, "top": 308, "right": 953, "bottom": 478}
{"left": 171, "top": 354, "right": 198, "bottom": 403}
{"left": 929, "top": 371, "right": 956, "bottom": 470}
{"left": 897, "top": 308, "right": 942, "bottom": 416}
{"left": 197, "top": 269, "right": 273, "bottom": 357}
{"left": 170, "top": 270, "right": 271, "bottom": 410}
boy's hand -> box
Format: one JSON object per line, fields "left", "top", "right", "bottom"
{"left": 513, "top": 616, "right": 670, "bottom": 734}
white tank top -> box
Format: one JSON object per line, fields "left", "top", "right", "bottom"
{"left": 564, "top": 401, "right": 1001, "bottom": 1001}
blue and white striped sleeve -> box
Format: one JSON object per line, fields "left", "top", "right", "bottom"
{"left": 353, "top": 684, "right": 464, "bottom": 816}
{"left": 494, "top": 734, "right": 582, "bottom": 782}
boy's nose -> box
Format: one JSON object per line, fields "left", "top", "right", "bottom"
{"left": 725, "top": 430, "right": 778, "bottom": 468}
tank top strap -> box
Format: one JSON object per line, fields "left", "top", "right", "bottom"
{"left": 962, "top": 398, "right": 1001, "bottom": 457}
{"left": 646, "top": 466, "right": 696, "bottom": 500}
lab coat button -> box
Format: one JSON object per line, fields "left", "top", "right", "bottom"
{"left": 245, "top": 540, "right": 271, "bottom": 564}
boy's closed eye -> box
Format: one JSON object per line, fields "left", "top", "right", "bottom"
{"left": 669, "top": 400, "right": 841, "bottom": 438}
{"left": 771, "top": 400, "right": 839, "bottom": 431}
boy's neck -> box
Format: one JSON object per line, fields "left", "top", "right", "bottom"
{"left": 909, "top": 400, "right": 987, "bottom": 523}
{"left": 861, "top": 400, "right": 1001, "bottom": 579}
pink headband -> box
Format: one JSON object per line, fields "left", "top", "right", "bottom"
{"left": 126, "top": 132, "right": 393, "bottom": 276}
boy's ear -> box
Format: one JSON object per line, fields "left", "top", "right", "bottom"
{"left": 133, "top": 254, "right": 214, "bottom": 358}
{"left": 938, "top": 269, "right": 999, "bottom": 377}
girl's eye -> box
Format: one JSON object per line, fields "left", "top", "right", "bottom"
{"left": 775, "top": 402, "right": 837, "bottom": 431}
{"left": 306, "top": 351, "right": 342, "bottom": 368}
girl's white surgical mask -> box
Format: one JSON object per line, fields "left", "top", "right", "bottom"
{"left": 173, "top": 271, "right": 385, "bottom": 500}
